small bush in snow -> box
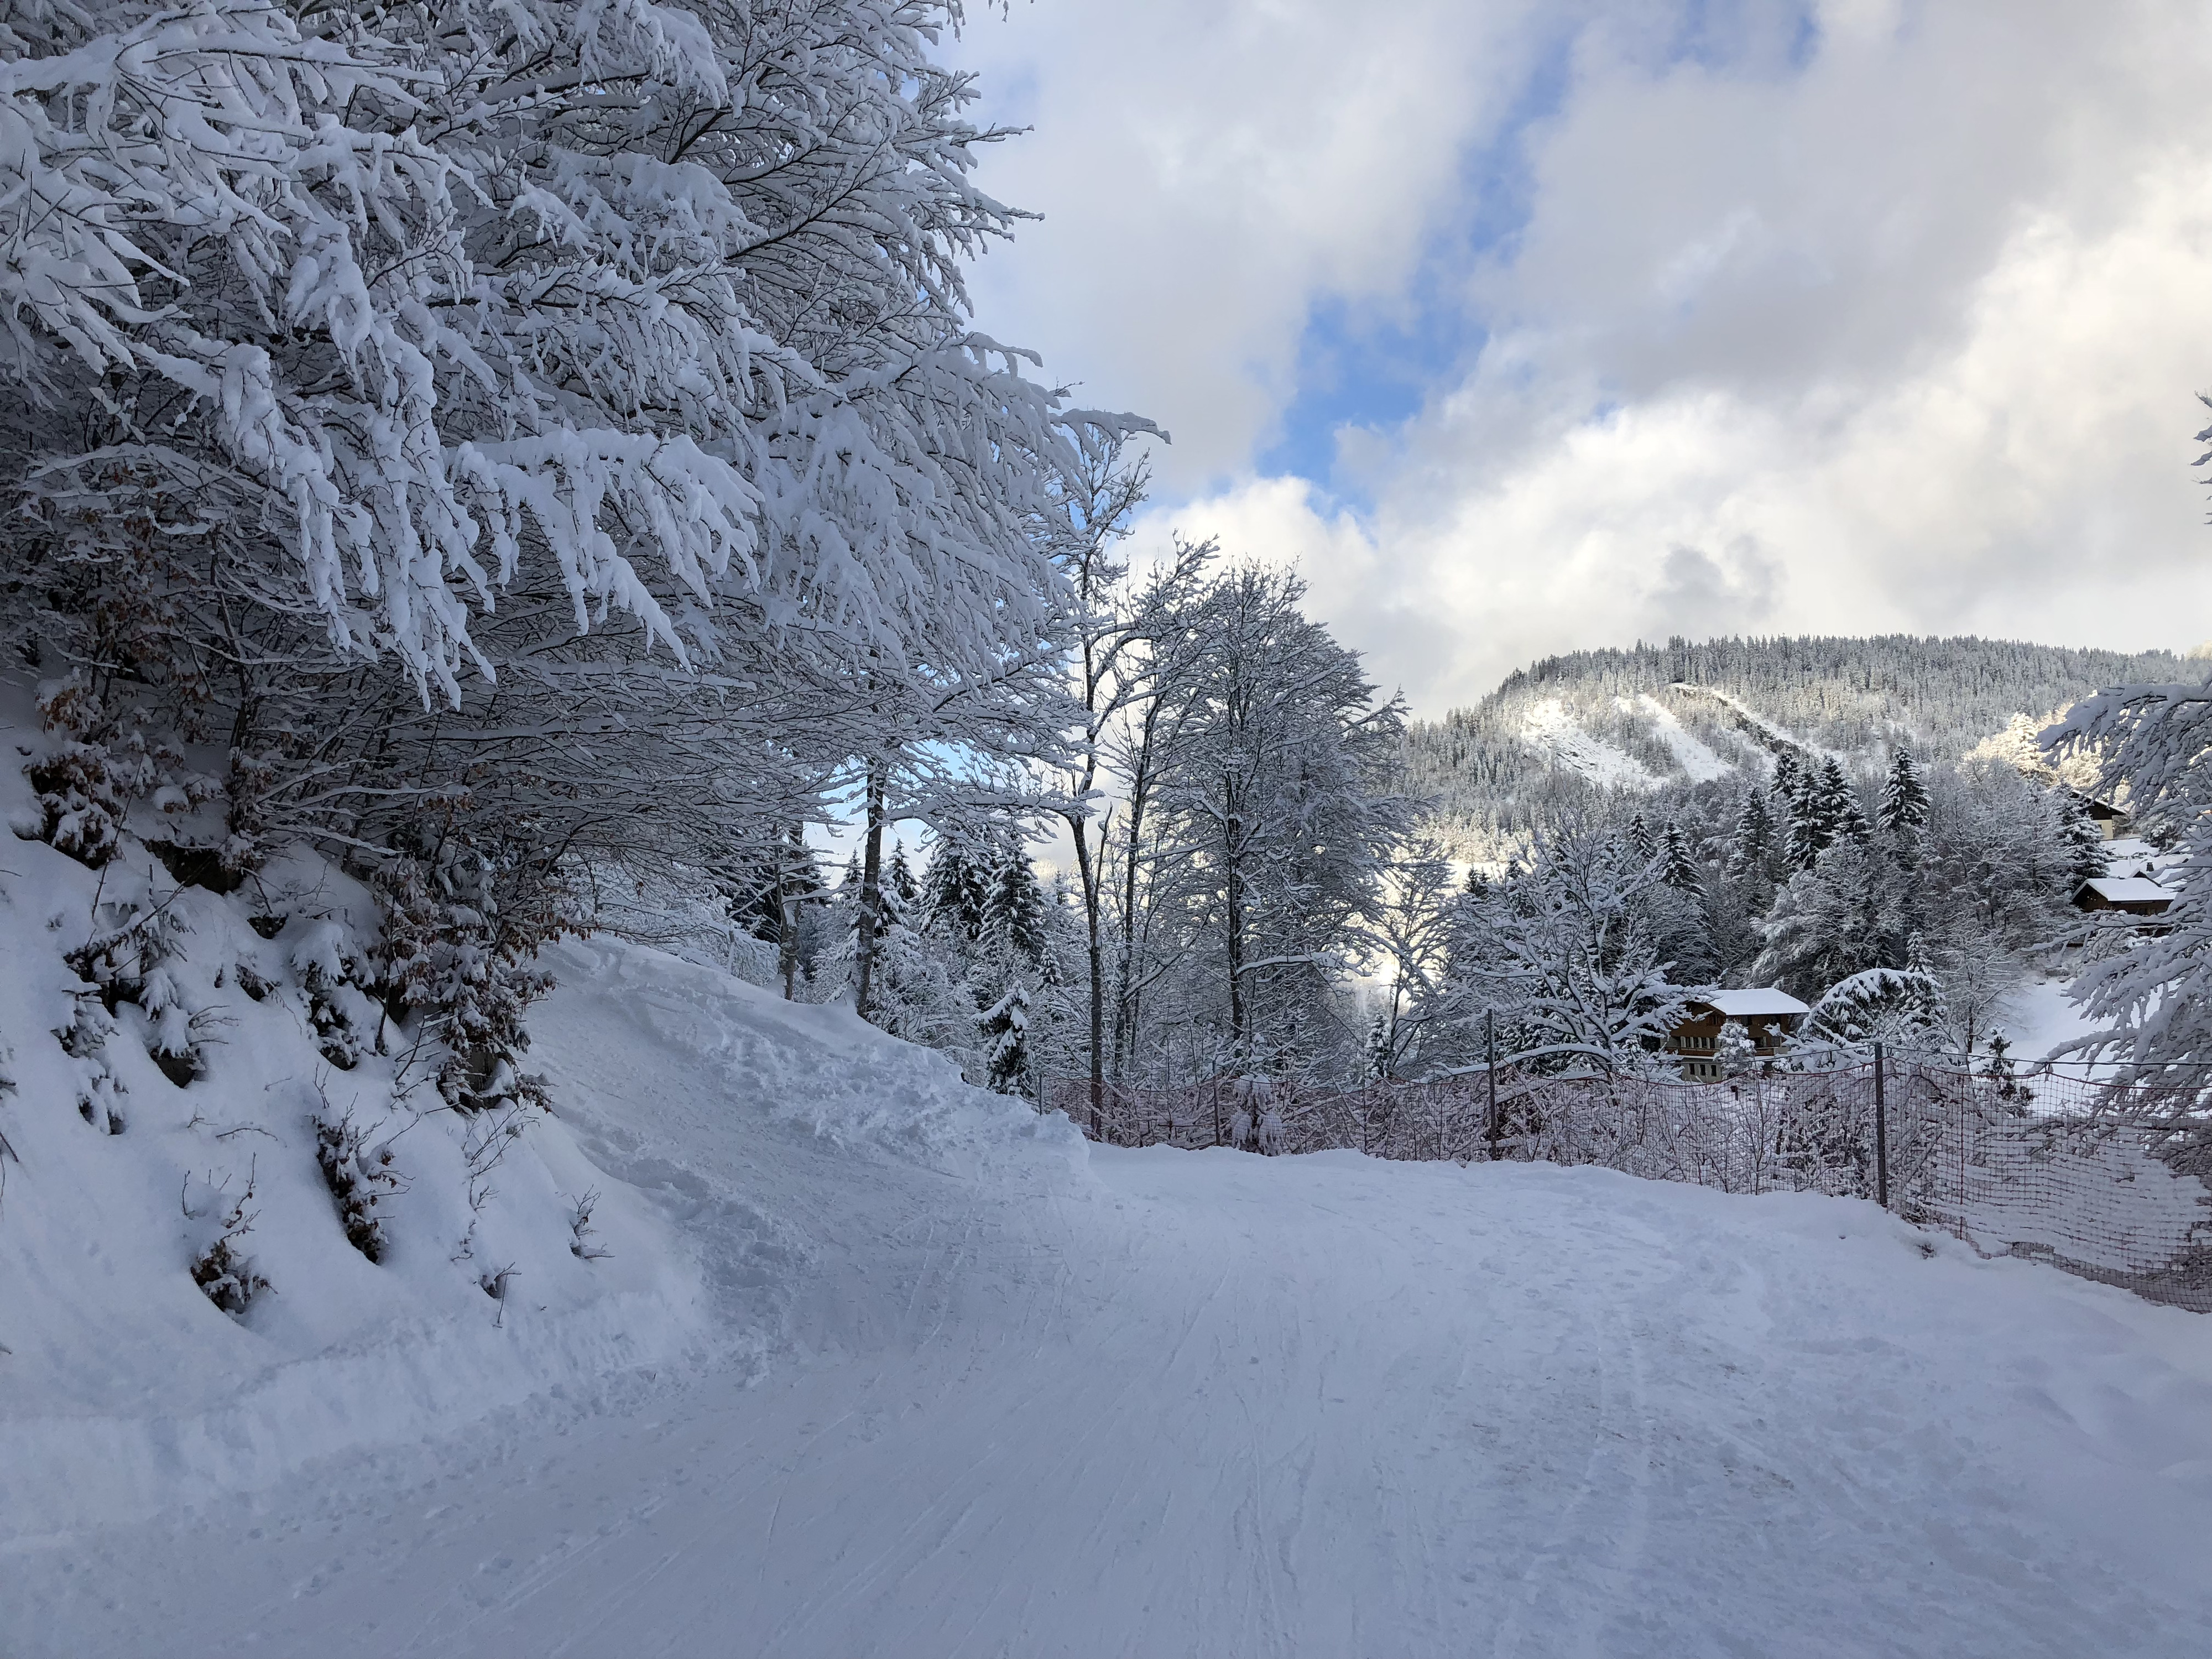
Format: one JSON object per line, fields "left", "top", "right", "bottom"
{"left": 65, "top": 902, "right": 205, "bottom": 1083}
{"left": 22, "top": 681, "right": 215, "bottom": 870}
{"left": 189, "top": 1168, "right": 271, "bottom": 1318}
{"left": 568, "top": 1189, "right": 610, "bottom": 1261}
{"left": 369, "top": 843, "right": 563, "bottom": 1112}
{"left": 313, "top": 1112, "right": 400, "bottom": 1265}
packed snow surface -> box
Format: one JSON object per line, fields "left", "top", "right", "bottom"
{"left": 6, "top": 939, "right": 2211, "bottom": 1658}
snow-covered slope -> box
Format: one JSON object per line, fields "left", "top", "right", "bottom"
{"left": 0, "top": 790, "right": 715, "bottom": 1538}
{"left": 4, "top": 931, "right": 2210, "bottom": 1655}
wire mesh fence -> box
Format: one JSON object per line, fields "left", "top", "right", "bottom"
{"left": 1044, "top": 1061, "right": 2212, "bottom": 1313}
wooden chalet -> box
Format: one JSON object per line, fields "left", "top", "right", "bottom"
{"left": 1668, "top": 989, "right": 1812, "bottom": 1082}
{"left": 2073, "top": 876, "right": 2174, "bottom": 919}
{"left": 2069, "top": 790, "right": 2135, "bottom": 842}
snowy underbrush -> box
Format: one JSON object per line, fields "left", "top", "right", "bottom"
{"left": 0, "top": 713, "right": 716, "bottom": 1540}
{"left": 0, "top": 687, "right": 1094, "bottom": 1543}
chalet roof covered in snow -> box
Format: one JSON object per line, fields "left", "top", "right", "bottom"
{"left": 2075, "top": 877, "right": 2175, "bottom": 907}
{"left": 1694, "top": 989, "right": 1812, "bottom": 1018}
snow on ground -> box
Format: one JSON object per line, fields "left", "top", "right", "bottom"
{"left": 1632, "top": 692, "right": 1734, "bottom": 781}
{"left": 2002, "top": 973, "right": 2109, "bottom": 1069}
{"left": 1521, "top": 696, "right": 1664, "bottom": 791}
{"left": 5, "top": 936, "right": 2210, "bottom": 1657}
{"left": 1668, "top": 681, "right": 1845, "bottom": 765}
{"left": 0, "top": 745, "right": 712, "bottom": 1542}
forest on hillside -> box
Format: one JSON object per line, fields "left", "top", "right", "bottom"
{"left": 1404, "top": 635, "right": 2192, "bottom": 848}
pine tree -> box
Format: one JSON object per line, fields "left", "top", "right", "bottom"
{"left": 1879, "top": 745, "right": 1931, "bottom": 841}
{"left": 2058, "top": 792, "right": 2108, "bottom": 890}
{"left": 922, "top": 838, "right": 990, "bottom": 945}
{"left": 983, "top": 845, "right": 1048, "bottom": 969}
{"left": 981, "top": 983, "right": 1034, "bottom": 1097}
{"left": 1839, "top": 789, "right": 1872, "bottom": 846}
{"left": 1786, "top": 786, "right": 1828, "bottom": 873}
{"left": 1728, "top": 787, "right": 1772, "bottom": 879}
{"left": 886, "top": 845, "right": 920, "bottom": 918}
{"left": 1771, "top": 748, "right": 1803, "bottom": 811}
{"left": 1364, "top": 1014, "right": 1392, "bottom": 1082}
{"left": 1627, "top": 813, "right": 1657, "bottom": 861}
{"left": 1660, "top": 822, "right": 1703, "bottom": 894}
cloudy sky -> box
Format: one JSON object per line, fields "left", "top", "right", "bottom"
{"left": 945, "top": 0, "right": 2212, "bottom": 719}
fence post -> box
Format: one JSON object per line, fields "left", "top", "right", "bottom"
{"left": 1485, "top": 1010, "right": 1501, "bottom": 1160}
{"left": 1874, "top": 1040, "right": 1890, "bottom": 1211}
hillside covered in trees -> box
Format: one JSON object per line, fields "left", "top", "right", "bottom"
{"left": 1405, "top": 635, "right": 2192, "bottom": 849}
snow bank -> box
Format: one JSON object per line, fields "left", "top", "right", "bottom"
{"left": 0, "top": 696, "right": 1079, "bottom": 1543}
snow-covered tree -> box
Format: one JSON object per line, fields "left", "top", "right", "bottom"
{"left": 0, "top": 0, "right": 1149, "bottom": 1096}
{"left": 2041, "top": 612, "right": 2212, "bottom": 1151}
{"left": 1439, "top": 828, "right": 1698, "bottom": 1076}
{"left": 1755, "top": 837, "right": 1902, "bottom": 1001}
{"left": 981, "top": 982, "right": 1034, "bottom": 1098}
{"left": 1802, "top": 967, "right": 1948, "bottom": 1055}
{"left": 1659, "top": 822, "right": 1703, "bottom": 894}
{"left": 1142, "top": 565, "right": 1411, "bottom": 1071}
{"left": 1880, "top": 746, "right": 1931, "bottom": 843}
{"left": 982, "top": 844, "right": 1049, "bottom": 974}
{"left": 922, "top": 837, "right": 993, "bottom": 950}
{"left": 1728, "top": 787, "right": 1775, "bottom": 882}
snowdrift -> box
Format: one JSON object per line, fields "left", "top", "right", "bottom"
{"left": 0, "top": 708, "right": 1080, "bottom": 1541}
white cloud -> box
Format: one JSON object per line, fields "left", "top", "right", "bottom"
{"left": 952, "top": 2, "right": 2212, "bottom": 716}
{"left": 946, "top": 0, "right": 1547, "bottom": 486}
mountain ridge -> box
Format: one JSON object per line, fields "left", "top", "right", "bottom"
{"left": 1404, "top": 633, "right": 2193, "bottom": 847}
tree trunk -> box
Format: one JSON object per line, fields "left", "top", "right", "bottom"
{"left": 1224, "top": 789, "right": 1247, "bottom": 1063}
{"left": 852, "top": 758, "right": 886, "bottom": 1021}
{"left": 1068, "top": 811, "right": 1107, "bottom": 1136}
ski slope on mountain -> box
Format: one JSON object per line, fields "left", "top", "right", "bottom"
{"left": 6, "top": 937, "right": 2211, "bottom": 1658}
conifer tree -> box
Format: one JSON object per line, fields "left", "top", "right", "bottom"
{"left": 1786, "top": 784, "right": 1829, "bottom": 873}
{"left": 886, "top": 846, "right": 920, "bottom": 919}
{"left": 1839, "top": 789, "right": 1872, "bottom": 846}
{"left": 922, "top": 838, "right": 990, "bottom": 946}
{"left": 1660, "top": 822, "right": 1703, "bottom": 894}
{"left": 983, "top": 846, "right": 1049, "bottom": 970}
{"left": 2057, "top": 793, "right": 2109, "bottom": 890}
{"left": 981, "top": 983, "right": 1035, "bottom": 1098}
{"left": 1879, "top": 745, "right": 1931, "bottom": 842}
{"left": 1771, "top": 748, "right": 1803, "bottom": 811}
{"left": 1728, "top": 788, "right": 1773, "bottom": 880}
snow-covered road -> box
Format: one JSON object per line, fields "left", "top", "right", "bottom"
{"left": 6, "top": 942, "right": 2210, "bottom": 1657}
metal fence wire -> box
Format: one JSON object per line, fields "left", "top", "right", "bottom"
{"left": 1044, "top": 1060, "right": 2212, "bottom": 1313}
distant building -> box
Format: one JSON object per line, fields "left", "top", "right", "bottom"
{"left": 1668, "top": 989, "right": 1812, "bottom": 1082}
{"left": 2072, "top": 792, "right": 2134, "bottom": 841}
{"left": 2072, "top": 876, "right": 2174, "bottom": 919}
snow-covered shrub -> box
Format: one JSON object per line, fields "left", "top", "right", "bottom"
{"left": 18, "top": 680, "right": 220, "bottom": 873}
{"left": 287, "top": 922, "right": 366, "bottom": 1071}
{"left": 567, "top": 1190, "right": 610, "bottom": 1262}
{"left": 368, "top": 841, "right": 566, "bottom": 1112}
{"left": 189, "top": 1170, "right": 271, "bottom": 1318}
{"left": 312, "top": 1111, "right": 400, "bottom": 1265}
{"left": 22, "top": 682, "right": 142, "bottom": 867}
{"left": 54, "top": 995, "right": 126, "bottom": 1133}
{"left": 64, "top": 901, "right": 203, "bottom": 1084}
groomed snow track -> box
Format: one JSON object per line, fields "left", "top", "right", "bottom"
{"left": 4, "top": 938, "right": 2210, "bottom": 1657}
